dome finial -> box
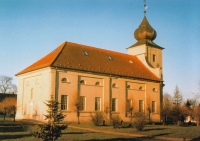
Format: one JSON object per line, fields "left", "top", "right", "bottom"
{"left": 144, "top": 0, "right": 148, "bottom": 16}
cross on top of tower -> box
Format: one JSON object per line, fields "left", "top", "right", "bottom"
{"left": 144, "top": 0, "right": 148, "bottom": 16}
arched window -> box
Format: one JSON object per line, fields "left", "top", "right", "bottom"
{"left": 80, "top": 80, "right": 86, "bottom": 84}
{"left": 112, "top": 83, "right": 118, "bottom": 88}
{"left": 152, "top": 88, "right": 157, "bottom": 92}
{"left": 61, "top": 78, "right": 67, "bottom": 83}
{"left": 95, "top": 81, "right": 101, "bottom": 86}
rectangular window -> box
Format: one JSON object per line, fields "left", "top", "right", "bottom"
{"left": 95, "top": 97, "right": 101, "bottom": 111}
{"left": 79, "top": 96, "right": 86, "bottom": 111}
{"left": 112, "top": 98, "right": 117, "bottom": 112}
{"left": 127, "top": 99, "right": 132, "bottom": 112}
{"left": 61, "top": 95, "right": 68, "bottom": 110}
{"left": 139, "top": 100, "right": 144, "bottom": 112}
{"left": 152, "top": 101, "right": 156, "bottom": 113}
{"left": 153, "top": 54, "right": 156, "bottom": 62}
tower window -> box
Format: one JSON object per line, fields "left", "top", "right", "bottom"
{"left": 153, "top": 54, "right": 156, "bottom": 62}
{"left": 152, "top": 88, "right": 157, "bottom": 92}
{"left": 152, "top": 101, "right": 156, "bottom": 113}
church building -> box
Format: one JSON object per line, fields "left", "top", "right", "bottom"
{"left": 16, "top": 15, "right": 164, "bottom": 122}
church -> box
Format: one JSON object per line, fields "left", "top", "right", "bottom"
{"left": 16, "top": 14, "right": 164, "bottom": 122}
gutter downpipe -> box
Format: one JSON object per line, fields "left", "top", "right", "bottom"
{"left": 160, "top": 82, "right": 165, "bottom": 122}
{"left": 109, "top": 75, "right": 112, "bottom": 123}
{"left": 55, "top": 67, "right": 58, "bottom": 102}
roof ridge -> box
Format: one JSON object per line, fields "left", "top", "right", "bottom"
{"left": 66, "top": 42, "right": 134, "bottom": 60}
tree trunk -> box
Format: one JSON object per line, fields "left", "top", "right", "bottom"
{"left": 77, "top": 110, "right": 80, "bottom": 124}
{"left": 13, "top": 110, "right": 16, "bottom": 122}
{"left": 4, "top": 109, "right": 6, "bottom": 120}
{"left": 149, "top": 112, "right": 151, "bottom": 123}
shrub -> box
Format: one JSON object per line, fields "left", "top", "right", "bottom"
{"left": 132, "top": 112, "right": 147, "bottom": 131}
{"left": 91, "top": 112, "right": 105, "bottom": 126}
{"left": 112, "top": 114, "right": 122, "bottom": 128}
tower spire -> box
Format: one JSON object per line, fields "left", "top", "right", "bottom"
{"left": 144, "top": 0, "right": 148, "bottom": 16}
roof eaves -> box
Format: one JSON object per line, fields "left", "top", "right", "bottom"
{"left": 51, "top": 66, "right": 162, "bottom": 83}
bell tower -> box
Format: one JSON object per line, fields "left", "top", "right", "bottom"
{"left": 127, "top": 1, "right": 164, "bottom": 79}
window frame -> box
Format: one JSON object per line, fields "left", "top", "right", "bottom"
{"left": 139, "top": 100, "right": 144, "bottom": 112}
{"left": 153, "top": 54, "right": 156, "bottom": 62}
{"left": 112, "top": 98, "right": 117, "bottom": 112}
{"left": 79, "top": 96, "right": 86, "bottom": 111}
{"left": 95, "top": 97, "right": 101, "bottom": 111}
{"left": 152, "top": 101, "right": 156, "bottom": 113}
{"left": 61, "top": 95, "right": 68, "bottom": 110}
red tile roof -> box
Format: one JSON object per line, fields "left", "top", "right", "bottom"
{"left": 16, "top": 42, "right": 161, "bottom": 82}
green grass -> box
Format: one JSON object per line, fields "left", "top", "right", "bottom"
{"left": 0, "top": 117, "right": 200, "bottom": 141}
{"left": 68, "top": 122, "right": 200, "bottom": 139}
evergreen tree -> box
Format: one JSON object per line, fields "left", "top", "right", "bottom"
{"left": 32, "top": 100, "right": 68, "bottom": 141}
{"left": 172, "top": 86, "right": 182, "bottom": 106}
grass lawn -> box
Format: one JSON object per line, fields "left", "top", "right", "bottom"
{"left": 69, "top": 122, "right": 200, "bottom": 139}
{"left": 0, "top": 117, "right": 200, "bottom": 141}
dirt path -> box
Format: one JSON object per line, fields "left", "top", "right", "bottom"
{"left": 69, "top": 125, "right": 192, "bottom": 141}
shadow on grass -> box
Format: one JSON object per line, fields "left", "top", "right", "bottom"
{"left": 0, "top": 134, "right": 32, "bottom": 140}
{"left": 85, "top": 137, "right": 155, "bottom": 141}
{"left": 150, "top": 133, "right": 171, "bottom": 137}
{"left": 191, "top": 136, "right": 200, "bottom": 141}
{"left": 143, "top": 128, "right": 166, "bottom": 131}
{"left": 62, "top": 131, "right": 93, "bottom": 134}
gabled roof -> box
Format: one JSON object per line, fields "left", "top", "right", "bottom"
{"left": 16, "top": 42, "right": 161, "bottom": 82}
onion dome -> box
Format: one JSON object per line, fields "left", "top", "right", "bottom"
{"left": 134, "top": 16, "right": 157, "bottom": 41}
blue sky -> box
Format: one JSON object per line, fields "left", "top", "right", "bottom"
{"left": 0, "top": 0, "right": 200, "bottom": 100}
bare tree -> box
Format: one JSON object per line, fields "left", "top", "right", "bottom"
{"left": 146, "top": 97, "right": 152, "bottom": 123}
{"left": 0, "top": 75, "right": 17, "bottom": 93}
{"left": 162, "top": 93, "right": 173, "bottom": 125}
{"left": 0, "top": 97, "right": 17, "bottom": 121}
{"left": 194, "top": 104, "right": 200, "bottom": 126}
{"left": 0, "top": 98, "right": 9, "bottom": 120}
{"left": 192, "top": 82, "right": 200, "bottom": 105}
{"left": 71, "top": 94, "right": 81, "bottom": 124}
